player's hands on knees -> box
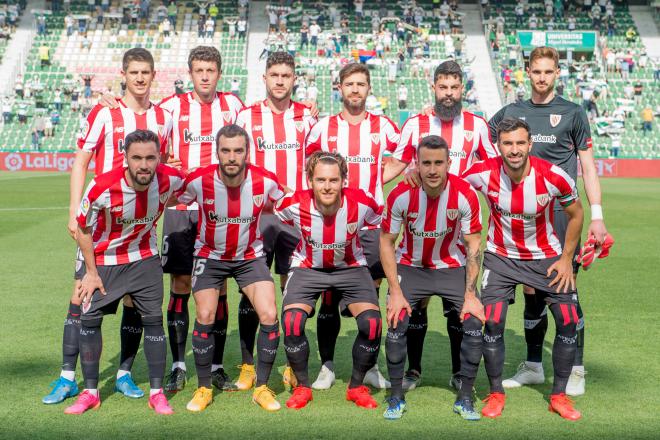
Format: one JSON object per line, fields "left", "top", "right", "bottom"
{"left": 98, "top": 93, "right": 120, "bottom": 109}
{"left": 588, "top": 219, "right": 608, "bottom": 244}
{"left": 386, "top": 290, "right": 412, "bottom": 330}
{"left": 402, "top": 166, "right": 421, "bottom": 187}
{"left": 461, "top": 294, "right": 485, "bottom": 324}
{"left": 78, "top": 272, "right": 106, "bottom": 305}
{"left": 547, "top": 257, "right": 575, "bottom": 293}
{"left": 67, "top": 217, "right": 78, "bottom": 240}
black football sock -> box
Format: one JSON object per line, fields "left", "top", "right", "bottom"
{"left": 350, "top": 310, "right": 382, "bottom": 389}
{"left": 385, "top": 309, "right": 409, "bottom": 399}
{"left": 406, "top": 307, "right": 428, "bottom": 373}
{"left": 282, "top": 308, "right": 310, "bottom": 387}
{"left": 523, "top": 291, "right": 548, "bottom": 363}
{"left": 316, "top": 290, "right": 341, "bottom": 370}
{"left": 482, "top": 301, "right": 509, "bottom": 393}
{"left": 166, "top": 292, "right": 190, "bottom": 365}
{"left": 256, "top": 322, "right": 280, "bottom": 386}
{"left": 212, "top": 295, "right": 229, "bottom": 368}
{"left": 79, "top": 319, "right": 103, "bottom": 390}
{"left": 549, "top": 302, "right": 578, "bottom": 394}
{"left": 445, "top": 307, "right": 464, "bottom": 375}
{"left": 62, "top": 302, "right": 81, "bottom": 372}
{"left": 142, "top": 315, "right": 167, "bottom": 390}
{"left": 119, "top": 305, "right": 143, "bottom": 372}
{"left": 574, "top": 297, "right": 585, "bottom": 366}
{"left": 238, "top": 294, "right": 259, "bottom": 365}
{"left": 457, "top": 315, "right": 483, "bottom": 400}
{"left": 192, "top": 321, "right": 215, "bottom": 388}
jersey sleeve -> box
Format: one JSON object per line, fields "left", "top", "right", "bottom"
{"left": 382, "top": 116, "right": 401, "bottom": 153}
{"left": 234, "top": 108, "right": 248, "bottom": 130}
{"left": 76, "top": 179, "right": 105, "bottom": 229}
{"left": 548, "top": 164, "right": 579, "bottom": 207}
{"left": 304, "top": 118, "right": 325, "bottom": 156}
{"left": 177, "top": 175, "right": 200, "bottom": 206}
{"left": 77, "top": 105, "right": 107, "bottom": 152}
{"left": 274, "top": 193, "right": 296, "bottom": 225}
{"left": 392, "top": 117, "right": 417, "bottom": 163}
{"left": 475, "top": 116, "right": 499, "bottom": 160}
{"left": 361, "top": 191, "right": 384, "bottom": 227}
{"left": 461, "top": 162, "right": 487, "bottom": 192}
{"left": 571, "top": 106, "right": 593, "bottom": 151}
{"left": 266, "top": 175, "right": 286, "bottom": 202}
{"left": 381, "top": 189, "right": 405, "bottom": 235}
{"left": 458, "top": 184, "right": 483, "bottom": 235}
{"left": 487, "top": 106, "right": 506, "bottom": 144}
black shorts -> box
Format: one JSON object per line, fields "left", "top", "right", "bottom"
{"left": 80, "top": 256, "right": 164, "bottom": 322}
{"left": 283, "top": 266, "right": 379, "bottom": 317}
{"left": 161, "top": 209, "right": 198, "bottom": 275}
{"left": 191, "top": 256, "right": 273, "bottom": 294}
{"left": 552, "top": 207, "right": 581, "bottom": 273}
{"left": 359, "top": 228, "right": 385, "bottom": 281}
{"left": 481, "top": 251, "right": 578, "bottom": 306}
{"left": 261, "top": 214, "right": 299, "bottom": 275}
{"left": 396, "top": 263, "right": 466, "bottom": 314}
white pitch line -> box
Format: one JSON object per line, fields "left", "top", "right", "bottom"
{"left": 0, "top": 206, "right": 67, "bottom": 212}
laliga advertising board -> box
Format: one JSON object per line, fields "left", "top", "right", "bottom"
{"left": 0, "top": 152, "right": 95, "bottom": 172}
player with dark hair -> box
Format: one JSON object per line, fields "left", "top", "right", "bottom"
{"left": 387, "top": 60, "right": 498, "bottom": 392}
{"left": 275, "top": 151, "right": 384, "bottom": 410}
{"left": 234, "top": 51, "right": 316, "bottom": 391}
{"left": 177, "top": 124, "right": 285, "bottom": 412}
{"left": 304, "top": 61, "right": 404, "bottom": 390}
{"left": 381, "top": 135, "right": 485, "bottom": 420}
{"left": 64, "top": 129, "right": 183, "bottom": 415}
{"left": 43, "top": 48, "right": 173, "bottom": 404}
{"left": 463, "top": 118, "right": 584, "bottom": 420}
{"left": 488, "top": 46, "right": 610, "bottom": 396}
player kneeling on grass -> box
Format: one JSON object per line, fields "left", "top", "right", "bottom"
{"left": 176, "top": 124, "right": 284, "bottom": 412}
{"left": 380, "top": 135, "right": 486, "bottom": 421}
{"left": 65, "top": 130, "right": 184, "bottom": 415}
{"left": 462, "top": 118, "right": 584, "bottom": 421}
{"left": 274, "top": 151, "right": 384, "bottom": 410}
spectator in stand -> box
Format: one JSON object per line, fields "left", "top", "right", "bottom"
{"left": 32, "top": 128, "right": 40, "bottom": 150}
{"left": 82, "top": 74, "right": 93, "bottom": 99}
{"left": 2, "top": 97, "right": 11, "bottom": 124}
{"left": 641, "top": 106, "right": 654, "bottom": 136}
{"left": 39, "top": 43, "right": 50, "bottom": 68}
{"left": 633, "top": 81, "right": 643, "bottom": 103}
{"left": 508, "top": 45, "right": 518, "bottom": 68}
{"left": 513, "top": 66, "right": 524, "bottom": 85}
{"left": 307, "top": 81, "right": 319, "bottom": 103}
{"left": 50, "top": 107, "right": 60, "bottom": 127}
{"left": 65, "top": 13, "right": 74, "bottom": 37}
{"left": 167, "top": 1, "right": 177, "bottom": 27}
{"left": 209, "top": 2, "right": 218, "bottom": 21}
{"left": 53, "top": 88, "right": 63, "bottom": 111}
{"left": 238, "top": 17, "right": 247, "bottom": 40}
{"left": 355, "top": 0, "right": 364, "bottom": 21}
{"left": 609, "top": 133, "right": 620, "bottom": 158}
{"left": 205, "top": 16, "right": 215, "bottom": 39}
{"left": 37, "top": 14, "right": 46, "bottom": 36}
{"left": 161, "top": 17, "right": 171, "bottom": 38}
{"left": 226, "top": 17, "right": 237, "bottom": 39}
{"left": 140, "top": 0, "right": 151, "bottom": 20}
{"left": 70, "top": 87, "right": 80, "bottom": 112}
{"left": 556, "top": 79, "right": 565, "bottom": 97}
{"left": 310, "top": 21, "right": 321, "bottom": 48}
{"left": 231, "top": 78, "right": 241, "bottom": 98}
{"left": 626, "top": 27, "right": 637, "bottom": 44}
{"left": 44, "top": 112, "right": 54, "bottom": 138}
{"left": 397, "top": 82, "right": 408, "bottom": 109}
{"left": 515, "top": 82, "right": 526, "bottom": 102}
{"left": 567, "top": 14, "right": 576, "bottom": 31}
{"left": 17, "top": 101, "right": 27, "bottom": 124}
{"left": 196, "top": 16, "right": 204, "bottom": 38}
{"left": 300, "top": 23, "right": 309, "bottom": 49}
{"left": 528, "top": 13, "right": 538, "bottom": 30}
{"left": 268, "top": 7, "right": 278, "bottom": 31}
{"left": 514, "top": 1, "right": 524, "bottom": 26}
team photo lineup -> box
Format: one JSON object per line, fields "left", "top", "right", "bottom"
{"left": 33, "top": 33, "right": 621, "bottom": 424}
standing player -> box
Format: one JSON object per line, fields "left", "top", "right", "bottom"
{"left": 233, "top": 51, "right": 316, "bottom": 390}
{"left": 463, "top": 118, "right": 584, "bottom": 420}
{"left": 177, "top": 125, "right": 284, "bottom": 412}
{"left": 43, "top": 48, "right": 173, "bottom": 404}
{"left": 381, "top": 135, "right": 486, "bottom": 421}
{"left": 387, "top": 60, "right": 498, "bottom": 391}
{"left": 488, "top": 47, "right": 609, "bottom": 396}
{"left": 275, "top": 151, "right": 384, "bottom": 410}
{"left": 157, "top": 46, "right": 245, "bottom": 393}
{"left": 64, "top": 130, "right": 183, "bottom": 415}
{"left": 304, "top": 62, "right": 403, "bottom": 390}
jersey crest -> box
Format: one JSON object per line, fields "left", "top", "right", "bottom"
{"left": 253, "top": 194, "right": 264, "bottom": 207}
{"left": 464, "top": 130, "right": 474, "bottom": 142}
{"left": 346, "top": 222, "right": 358, "bottom": 234}
{"left": 536, "top": 193, "right": 551, "bottom": 207}
{"left": 446, "top": 209, "right": 459, "bottom": 221}
{"left": 370, "top": 133, "right": 380, "bottom": 144}
{"left": 550, "top": 114, "right": 562, "bottom": 127}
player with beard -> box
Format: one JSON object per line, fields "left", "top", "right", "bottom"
{"left": 275, "top": 151, "right": 384, "bottom": 410}
{"left": 463, "top": 118, "right": 584, "bottom": 420}
{"left": 381, "top": 135, "right": 486, "bottom": 421}
{"left": 43, "top": 49, "right": 173, "bottom": 405}
{"left": 177, "top": 125, "right": 284, "bottom": 412}
{"left": 234, "top": 52, "right": 316, "bottom": 391}
{"left": 488, "top": 47, "right": 610, "bottom": 396}
{"left": 387, "top": 60, "right": 498, "bottom": 392}
{"left": 304, "top": 62, "right": 405, "bottom": 390}
{"left": 65, "top": 130, "right": 184, "bottom": 415}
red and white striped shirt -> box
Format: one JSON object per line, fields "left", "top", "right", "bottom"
{"left": 235, "top": 100, "right": 316, "bottom": 191}
{"left": 159, "top": 91, "right": 244, "bottom": 171}
{"left": 275, "top": 188, "right": 383, "bottom": 269}
{"left": 305, "top": 112, "right": 400, "bottom": 206}
{"left": 76, "top": 164, "right": 185, "bottom": 265}
{"left": 462, "top": 156, "right": 579, "bottom": 260}
{"left": 178, "top": 164, "right": 285, "bottom": 261}
{"left": 382, "top": 174, "right": 482, "bottom": 269}
{"left": 394, "top": 110, "right": 497, "bottom": 176}
{"left": 77, "top": 99, "right": 173, "bottom": 175}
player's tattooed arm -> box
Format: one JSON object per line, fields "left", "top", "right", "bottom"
{"left": 380, "top": 230, "right": 411, "bottom": 329}
{"left": 548, "top": 199, "right": 584, "bottom": 293}
{"left": 461, "top": 232, "right": 485, "bottom": 323}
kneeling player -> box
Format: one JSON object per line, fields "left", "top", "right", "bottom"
{"left": 65, "top": 130, "right": 183, "bottom": 415}
{"left": 177, "top": 125, "right": 283, "bottom": 412}
{"left": 463, "top": 118, "right": 584, "bottom": 420}
{"left": 381, "top": 135, "right": 485, "bottom": 420}
{"left": 275, "top": 152, "right": 384, "bottom": 410}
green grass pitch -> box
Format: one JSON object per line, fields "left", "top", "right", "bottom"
{"left": 0, "top": 172, "right": 658, "bottom": 439}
